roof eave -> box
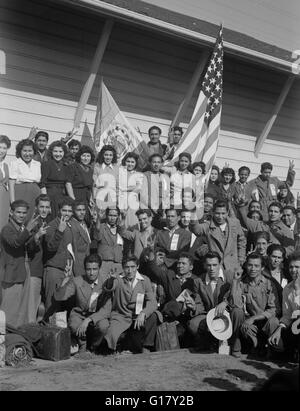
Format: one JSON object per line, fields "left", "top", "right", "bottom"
{"left": 59, "top": 0, "right": 297, "bottom": 75}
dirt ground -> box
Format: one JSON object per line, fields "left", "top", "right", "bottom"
{"left": 0, "top": 349, "right": 297, "bottom": 391}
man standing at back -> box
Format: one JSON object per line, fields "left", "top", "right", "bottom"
{"left": 191, "top": 200, "right": 246, "bottom": 271}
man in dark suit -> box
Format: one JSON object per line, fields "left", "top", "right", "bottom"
{"left": 0, "top": 200, "right": 39, "bottom": 327}
{"left": 155, "top": 208, "right": 191, "bottom": 268}
{"left": 54, "top": 254, "right": 110, "bottom": 354}
{"left": 71, "top": 201, "right": 91, "bottom": 277}
{"left": 145, "top": 251, "right": 198, "bottom": 346}
{"left": 187, "top": 251, "right": 234, "bottom": 351}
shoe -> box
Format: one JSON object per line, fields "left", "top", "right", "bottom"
{"left": 142, "top": 347, "right": 151, "bottom": 354}
{"left": 231, "top": 350, "right": 242, "bottom": 358}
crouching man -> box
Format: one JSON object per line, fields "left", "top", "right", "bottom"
{"left": 102, "top": 256, "right": 158, "bottom": 354}
{"left": 268, "top": 253, "right": 300, "bottom": 362}
{"left": 54, "top": 254, "right": 109, "bottom": 354}
{"left": 229, "top": 252, "right": 279, "bottom": 358}
{"left": 187, "top": 251, "right": 235, "bottom": 352}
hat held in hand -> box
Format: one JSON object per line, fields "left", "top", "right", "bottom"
{"left": 206, "top": 308, "right": 233, "bottom": 341}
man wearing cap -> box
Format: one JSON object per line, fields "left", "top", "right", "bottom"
{"left": 249, "top": 161, "right": 295, "bottom": 220}
{"left": 268, "top": 252, "right": 300, "bottom": 362}
{"left": 187, "top": 251, "right": 235, "bottom": 351}
{"left": 229, "top": 252, "right": 279, "bottom": 358}
{"left": 33, "top": 131, "right": 50, "bottom": 163}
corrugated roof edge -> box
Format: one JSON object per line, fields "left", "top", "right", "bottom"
{"left": 59, "top": 0, "right": 298, "bottom": 74}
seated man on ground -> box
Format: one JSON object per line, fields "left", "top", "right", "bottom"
{"left": 228, "top": 253, "right": 280, "bottom": 358}
{"left": 187, "top": 251, "right": 235, "bottom": 352}
{"left": 54, "top": 254, "right": 109, "bottom": 354}
{"left": 144, "top": 250, "right": 198, "bottom": 347}
{"left": 101, "top": 256, "right": 158, "bottom": 354}
{"left": 268, "top": 252, "right": 300, "bottom": 362}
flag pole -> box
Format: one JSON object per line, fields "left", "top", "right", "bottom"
{"left": 73, "top": 19, "right": 114, "bottom": 130}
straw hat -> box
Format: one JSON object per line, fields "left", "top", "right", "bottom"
{"left": 206, "top": 308, "right": 233, "bottom": 341}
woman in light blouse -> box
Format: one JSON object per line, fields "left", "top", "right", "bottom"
{"left": 93, "top": 145, "right": 119, "bottom": 217}
{"left": 119, "top": 152, "right": 143, "bottom": 229}
{"left": 9, "top": 139, "right": 41, "bottom": 220}
{"left": 0, "top": 135, "right": 11, "bottom": 230}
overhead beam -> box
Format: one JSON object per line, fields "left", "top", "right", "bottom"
{"left": 254, "top": 75, "right": 295, "bottom": 157}
{"left": 73, "top": 18, "right": 114, "bottom": 129}
{"left": 170, "top": 50, "right": 210, "bottom": 130}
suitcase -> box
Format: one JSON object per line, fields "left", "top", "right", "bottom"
{"left": 35, "top": 325, "right": 71, "bottom": 361}
{"left": 155, "top": 321, "right": 180, "bottom": 351}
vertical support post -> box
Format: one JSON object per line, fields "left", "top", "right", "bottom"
{"left": 254, "top": 75, "right": 294, "bottom": 157}
{"left": 73, "top": 19, "right": 114, "bottom": 129}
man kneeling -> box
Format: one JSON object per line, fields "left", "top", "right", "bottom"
{"left": 54, "top": 254, "right": 109, "bottom": 354}
{"left": 102, "top": 256, "right": 158, "bottom": 354}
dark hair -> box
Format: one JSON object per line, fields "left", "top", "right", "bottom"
{"left": 249, "top": 200, "right": 262, "bottom": 210}
{"left": 261, "top": 162, "right": 273, "bottom": 172}
{"left": 35, "top": 194, "right": 51, "bottom": 206}
{"left": 11, "top": 200, "right": 29, "bottom": 211}
{"left": 136, "top": 209, "right": 152, "bottom": 218}
{"left": 247, "top": 210, "right": 263, "bottom": 221}
{"left": 205, "top": 251, "right": 222, "bottom": 263}
{"left": 48, "top": 140, "right": 68, "bottom": 158}
{"left": 68, "top": 139, "right": 81, "bottom": 149}
{"left": 192, "top": 161, "right": 206, "bottom": 174}
{"left": 148, "top": 126, "right": 162, "bottom": 136}
{"left": 122, "top": 255, "right": 139, "bottom": 267}
{"left": 121, "top": 152, "right": 139, "bottom": 169}
{"left": 172, "top": 126, "right": 183, "bottom": 135}
{"left": 209, "top": 165, "right": 221, "bottom": 184}
{"left": 254, "top": 231, "right": 270, "bottom": 243}
{"left": 105, "top": 206, "right": 120, "bottom": 216}
{"left": 15, "top": 139, "right": 37, "bottom": 158}
{"left": 178, "top": 252, "right": 194, "bottom": 265}
{"left": 166, "top": 208, "right": 181, "bottom": 216}
{"left": 278, "top": 187, "right": 295, "bottom": 206}
{"left": 75, "top": 145, "right": 95, "bottom": 164}
{"left": 0, "top": 135, "right": 11, "bottom": 148}
{"left": 204, "top": 193, "right": 215, "bottom": 202}
{"left": 35, "top": 131, "right": 49, "bottom": 142}
{"left": 246, "top": 252, "right": 265, "bottom": 265}
{"left": 149, "top": 153, "right": 163, "bottom": 163}
{"left": 268, "top": 202, "right": 283, "bottom": 213}
{"left": 213, "top": 199, "right": 229, "bottom": 212}
{"left": 288, "top": 252, "right": 300, "bottom": 265}
{"left": 221, "top": 167, "right": 236, "bottom": 183}
{"left": 84, "top": 254, "right": 102, "bottom": 269}
{"left": 73, "top": 200, "right": 86, "bottom": 211}
{"left": 282, "top": 205, "right": 296, "bottom": 215}
{"left": 58, "top": 197, "right": 74, "bottom": 210}
{"left": 238, "top": 166, "right": 250, "bottom": 175}
{"left": 174, "top": 152, "right": 192, "bottom": 172}
{"left": 96, "top": 145, "right": 118, "bottom": 165}
{"left": 267, "top": 244, "right": 286, "bottom": 259}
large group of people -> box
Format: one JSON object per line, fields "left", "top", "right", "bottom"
{"left": 0, "top": 124, "right": 299, "bottom": 362}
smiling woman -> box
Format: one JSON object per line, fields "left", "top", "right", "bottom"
{"left": 9, "top": 139, "right": 41, "bottom": 220}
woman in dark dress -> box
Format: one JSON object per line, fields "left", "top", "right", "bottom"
{"left": 65, "top": 145, "right": 94, "bottom": 205}
{"left": 40, "top": 140, "right": 70, "bottom": 218}
{"left": 205, "top": 164, "right": 222, "bottom": 200}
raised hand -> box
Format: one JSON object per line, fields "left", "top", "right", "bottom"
{"left": 64, "top": 258, "right": 73, "bottom": 278}
{"left": 36, "top": 222, "right": 49, "bottom": 239}
{"left": 28, "top": 126, "right": 38, "bottom": 140}
{"left": 224, "top": 162, "right": 230, "bottom": 168}
{"left": 58, "top": 215, "right": 68, "bottom": 233}
{"left": 233, "top": 267, "right": 243, "bottom": 281}
{"left": 26, "top": 215, "right": 40, "bottom": 232}
{"left": 289, "top": 160, "right": 295, "bottom": 171}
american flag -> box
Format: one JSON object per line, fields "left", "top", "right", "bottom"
{"left": 169, "top": 26, "right": 223, "bottom": 175}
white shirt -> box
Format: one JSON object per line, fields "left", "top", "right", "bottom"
{"left": 205, "top": 268, "right": 225, "bottom": 293}
{"left": 9, "top": 158, "right": 41, "bottom": 183}
{"left": 0, "top": 160, "right": 6, "bottom": 176}
{"left": 219, "top": 222, "right": 227, "bottom": 234}
{"left": 290, "top": 220, "right": 296, "bottom": 232}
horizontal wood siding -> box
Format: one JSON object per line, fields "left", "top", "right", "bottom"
{"left": 0, "top": 0, "right": 299, "bottom": 195}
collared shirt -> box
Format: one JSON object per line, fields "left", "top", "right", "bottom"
{"left": 80, "top": 221, "right": 91, "bottom": 243}
{"left": 121, "top": 271, "right": 144, "bottom": 290}
{"left": 280, "top": 281, "right": 300, "bottom": 327}
{"left": 0, "top": 160, "right": 6, "bottom": 176}
{"left": 205, "top": 268, "right": 224, "bottom": 293}
{"left": 176, "top": 272, "right": 192, "bottom": 286}
{"left": 164, "top": 224, "right": 180, "bottom": 238}
{"left": 107, "top": 223, "right": 117, "bottom": 235}
{"left": 239, "top": 274, "right": 276, "bottom": 319}
{"left": 9, "top": 158, "right": 41, "bottom": 183}
{"left": 88, "top": 278, "right": 99, "bottom": 312}
{"left": 101, "top": 163, "right": 114, "bottom": 170}
{"left": 219, "top": 222, "right": 227, "bottom": 235}
{"left": 290, "top": 220, "right": 296, "bottom": 232}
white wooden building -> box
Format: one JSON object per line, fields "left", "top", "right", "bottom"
{"left": 0, "top": 0, "right": 299, "bottom": 192}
